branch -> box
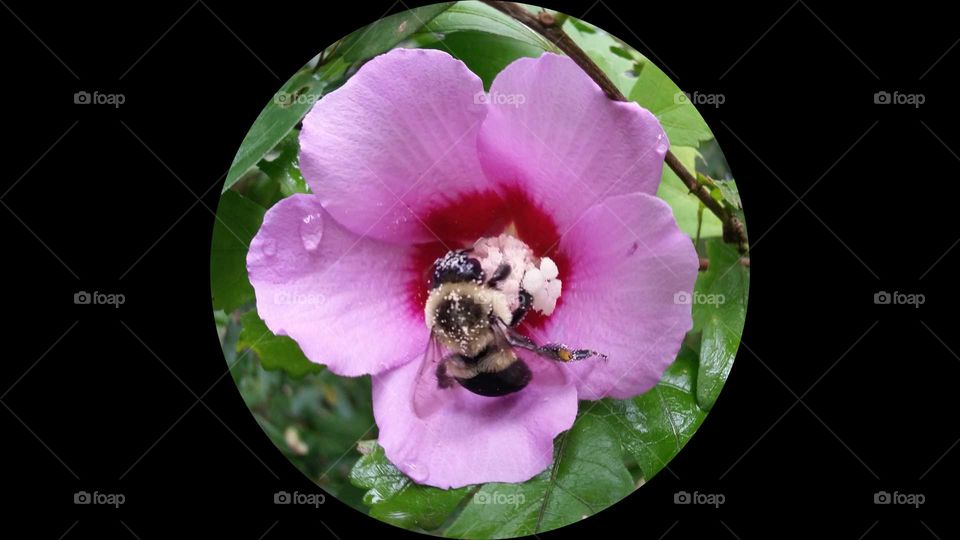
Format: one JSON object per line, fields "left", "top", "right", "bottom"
{"left": 482, "top": 1, "right": 747, "bottom": 252}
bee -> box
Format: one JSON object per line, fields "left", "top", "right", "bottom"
{"left": 413, "top": 249, "right": 606, "bottom": 417}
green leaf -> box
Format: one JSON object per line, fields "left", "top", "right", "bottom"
{"left": 424, "top": 31, "right": 545, "bottom": 89}
{"left": 693, "top": 239, "right": 748, "bottom": 410}
{"left": 588, "top": 345, "right": 707, "bottom": 482}
{"left": 350, "top": 442, "right": 471, "bottom": 531}
{"left": 223, "top": 59, "right": 347, "bottom": 193}
{"left": 658, "top": 146, "right": 722, "bottom": 238}
{"left": 444, "top": 414, "right": 633, "bottom": 537}
{"left": 335, "top": 3, "right": 455, "bottom": 62}
{"left": 223, "top": 4, "right": 455, "bottom": 193}
{"left": 714, "top": 178, "right": 741, "bottom": 210}
{"left": 257, "top": 131, "right": 310, "bottom": 200}
{"left": 629, "top": 60, "right": 713, "bottom": 147}
{"left": 210, "top": 191, "right": 265, "bottom": 312}
{"left": 423, "top": 1, "right": 556, "bottom": 51}
{"left": 561, "top": 17, "right": 639, "bottom": 96}
{"left": 237, "top": 311, "right": 322, "bottom": 378}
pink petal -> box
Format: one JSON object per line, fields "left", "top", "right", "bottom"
{"left": 300, "top": 48, "right": 490, "bottom": 244}
{"left": 477, "top": 53, "right": 668, "bottom": 231}
{"left": 373, "top": 351, "right": 578, "bottom": 489}
{"left": 536, "top": 193, "right": 698, "bottom": 400}
{"left": 246, "top": 194, "right": 427, "bottom": 377}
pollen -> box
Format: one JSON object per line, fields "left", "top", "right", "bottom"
{"left": 473, "top": 234, "right": 563, "bottom": 317}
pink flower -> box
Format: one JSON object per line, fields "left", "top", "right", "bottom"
{"left": 247, "top": 49, "right": 698, "bottom": 489}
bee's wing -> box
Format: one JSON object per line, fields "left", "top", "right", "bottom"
{"left": 412, "top": 331, "right": 456, "bottom": 418}
{"left": 498, "top": 322, "right": 607, "bottom": 363}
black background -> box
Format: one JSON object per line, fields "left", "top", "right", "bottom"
{"left": 1, "top": 0, "right": 953, "bottom": 537}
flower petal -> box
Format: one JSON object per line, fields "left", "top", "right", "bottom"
{"left": 373, "top": 352, "right": 577, "bottom": 489}
{"left": 247, "top": 194, "right": 427, "bottom": 377}
{"left": 477, "top": 53, "right": 668, "bottom": 230}
{"left": 300, "top": 48, "right": 490, "bottom": 244}
{"left": 537, "top": 193, "right": 698, "bottom": 400}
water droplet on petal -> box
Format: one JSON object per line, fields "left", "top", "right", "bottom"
{"left": 299, "top": 213, "right": 324, "bottom": 252}
{"left": 262, "top": 238, "right": 277, "bottom": 257}
{"left": 405, "top": 461, "right": 428, "bottom": 483}
{"left": 656, "top": 134, "right": 668, "bottom": 153}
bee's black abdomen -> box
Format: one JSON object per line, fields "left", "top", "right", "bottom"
{"left": 456, "top": 360, "right": 532, "bottom": 397}
{"left": 430, "top": 250, "right": 484, "bottom": 289}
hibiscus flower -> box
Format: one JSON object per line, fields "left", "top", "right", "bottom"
{"left": 246, "top": 48, "right": 698, "bottom": 489}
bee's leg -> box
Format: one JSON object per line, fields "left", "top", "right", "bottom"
{"left": 500, "top": 324, "right": 607, "bottom": 362}
{"left": 509, "top": 289, "right": 533, "bottom": 327}
{"left": 486, "top": 263, "right": 511, "bottom": 287}
{"left": 533, "top": 344, "right": 608, "bottom": 363}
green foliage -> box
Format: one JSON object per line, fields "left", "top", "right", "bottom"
{"left": 445, "top": 414, "right": 633, "bottom": 537}
{"left": 335, "top": 3, "right": 455, "bottom": 62}
{"left": 210, "top": 191, "right": 265, "bottom": 312}
{"left": 693, "top": 240, "right": 748, "bottom": 411}
{"left": 223, "top": 3, "right": 455, "bottom": 193}
{"left": 349, "top": 412, "right": 633, "bottom": 537}
{"left": 227, "top": 315, "right": 374, "bottom": 508}
{"left": 586, "top": 345, "right": 706, "bottom": 481}
{"left": 424, "top": 31, "right": 545, "bottom": 89}
{"left": 423, "top": 1, "right": 557, "bottom": 51}
{"left": 223, "top": 59, "right": 347, "bottom": 193}
{"left": 350, "top": 441, "right": 472, "bottom": 531}
{"left": 238, "top": 311, "right": 322, "bottom": 379}
{"left": 629, "top": 60, "right": 713, "bottom": 148}
{"left": 562, "top": 17, "right": 640, "bottom": 96}
{"left": 658, "top": 146, "right": 723, "bottom": 238}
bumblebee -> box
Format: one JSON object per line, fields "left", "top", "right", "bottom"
{"left": 414, "top": 250, "right": 605, "bottom": 417}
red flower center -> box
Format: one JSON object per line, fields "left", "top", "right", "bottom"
{"left": 407, "top": 186, "right": 569, "bottom": 331}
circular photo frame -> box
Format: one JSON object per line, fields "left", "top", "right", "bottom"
{"left": 211, "top": 2, "right": 749, "bottom": 537}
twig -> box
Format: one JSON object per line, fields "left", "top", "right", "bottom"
{"left": 482, "top": 1, "right": 748, "bottom": 252}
